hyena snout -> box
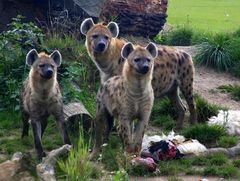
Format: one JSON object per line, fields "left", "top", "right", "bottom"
{"left": 94, "top": 40, "right": 107, "bottom": 53}
{"left": 40, "top": 64, "right": 54, "bottom": 79}
{"left": 136, "top": 58, "right": 151, "bottom": 74}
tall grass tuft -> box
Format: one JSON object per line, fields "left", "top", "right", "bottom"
{"left": 58, "top": 126, "right": 97, "bottom": 181}
{"left": 195, "top": 33, "right": 233, "bottom": 71}
{"left": 195, "top": 94, "right": 223, "bottom": 122}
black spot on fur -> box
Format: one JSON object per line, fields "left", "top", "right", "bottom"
{"left": 182, "top": 52, "right": 189, "bottom": 59}
{"left": 182, "top": 73, "right": 186, "bottom": 78}
{"left": 158, "top": 50, "right": 163, "bottom": 56}
{"left": 160, "top": 64, "right": 165, "bottom": 68}
{"left": 186, "top": 68, "right": 190, "bottom": 74}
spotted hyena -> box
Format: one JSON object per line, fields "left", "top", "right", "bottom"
{"left": 81, "top": 18, "right": 197, "bottom": 128}
{"left": 90, "top": 42, "right": 157, "bottom": 159}
{"left": 20, "top": 49, "right": 71, "bottom": 159}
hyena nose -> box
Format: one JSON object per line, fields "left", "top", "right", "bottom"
{"left": 46, "top": 69, "right": 53, "bottom": 77}
{"left": 98, "top": 42, "right": 106, "bottom": 52}
{"left": 141, "top": 65, "right": 149, "bottom": 74}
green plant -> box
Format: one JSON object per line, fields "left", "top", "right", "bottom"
{"left": 168, "top": 177, "right": 184, "bottom": 181}
{"left": 195, "top": 94, "right": 223, "bottom": 122}
{"left": 113, "top": 169, "right": 129, "bottom": 181}
{"left": 152, "top": 98, "right": 177, "bottom": 119}
{"left": 154, "top": 26, "right": 193, "bottom": 46}
{"left": 152, "top": 115, "right": 176, "bottom": 131}
{"left": 233, "top": 159, "right": 240, "bottom": 168}
{"left": 217, "top": 84, "right": 240, "bottom": 101}
{"left": 195, "top": 33, "right": 233, "bottom": 71}
{"left": 58, "top": 126, "right": 97, "bottom": 181}
{"left": 181, "top": 124, "right": 227, "bottom": 145}
{"left": 218, "top": 135, "right": 238, "bottom": 148}
{"left": 0, "top": 15, "right": 44, "bottom": 110}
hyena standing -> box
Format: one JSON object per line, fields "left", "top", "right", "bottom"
{"left": 81, "top": 18, "right": 197, "bottom": 128}
{"left": 90, "top": 42, "right": 157, "bottom": 159}
{"left": 20, "top": 49, "right": 71, "bottom": 159}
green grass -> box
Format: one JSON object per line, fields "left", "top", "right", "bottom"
{"left": 181, "top": 124, "right": 227, "bottom": 145}
{"left": 217, "top": 84, "right": 240, "bottom": 101}
{"left": 168, "top": 0, "right": 240, "bottom": 32}
{"left": 195, "top": 94, "right": 224, "bottom": 122}
{"left": 218, "top": 135, "right": 239, "bottom": 148}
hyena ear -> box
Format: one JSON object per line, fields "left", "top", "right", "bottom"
{"left": 26, "top": 49, "right": 38, "bottom": 66}
{"left": 80, "top": 18, "right": 94, "bottom": 35}
{"left": 50, "top": 50, "right": 62, "bottom": 67}
{"left": 107, "top": 22, "right": 119, "bottom": 38}
{"left": 121, "top": 42, "right": 134, "bottom": 59}
{"left": 146, "top": 42, "right": 158, "bottom": 59}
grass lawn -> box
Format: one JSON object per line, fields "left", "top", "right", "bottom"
{"left": 168, "top": 0, "right": 240, "bottom": 32}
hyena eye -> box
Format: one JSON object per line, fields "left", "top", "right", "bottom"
{"left": 92, "top": 35, "right": 98, "bottom": 39}
{"left": 134, "top": 58, "right": 141, "bottom": 63}
{"left": 104, "top": 36, "right": 109, "bottom": 40}
{"left": 146, "top": 58, "right": 151, "bottom": 62}
{"left": 39, "top": 64, "right": 45, "bottom": 68}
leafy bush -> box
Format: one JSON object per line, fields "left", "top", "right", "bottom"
{"left": 181, "top": 124, "right": 227, "bottom": 144}
{"left": 0, "top": 15, "right": 44, "bottom": 110}
{"left": 218, "top": 135, "right": 238, "bottom": 148}
{"left": 195, "top": 94, "right": 223, "bottom": 122}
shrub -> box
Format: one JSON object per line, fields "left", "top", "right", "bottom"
{"left": 195, "top": 94, "right": 223, "bottom": 122}
{"left": 195, "top": 33, "right": 233, "bottom": 71}
{"left": 218, "top": 135, "right": 238, "bottom": 148}
{"left": 0, "top": 15, "right": 44, "bottom": 110}
{"left": 154, "top": 26, "right": 193, "bottom": 46}
{"left": 181, "top": 124, "right": 227, "bottom": 144}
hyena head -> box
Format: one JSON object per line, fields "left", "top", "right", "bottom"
{"left": 121, "top": 42, "right": 158, "bottom": 75}
{"left": 80, "top": 18, "right": 119, "bottom": 53}
{"left": 26, "top": 49, "right": 62, "bottom": 79}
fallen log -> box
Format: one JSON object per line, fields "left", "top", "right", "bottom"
{"left": 205, "top": 143, "right": 240, "bottom": 157}
{"left": 36, "top": 144, "right": 72, "bottom": 181}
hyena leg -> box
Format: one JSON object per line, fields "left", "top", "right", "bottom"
{"left": 104, "top": 113, "right": 114, "bottom": 142}
{"left": 54, "top": 112, "right": 71, "bottom": 145}
{"left": 133, "top": 109, "right": 152, "bottom": 153}
{"left": 41, "top": 116, "right": 48, "bottom": 138}
{"left": 31, "top": 119, "right": 45, "bottom": 159}
{"left": 168, "top": 85, "right": 186, "bottom": 129}
{"left": 21, "top": 112, "right": 29, "bottom": 138}
{"left": 118, "top": 117, "right": 134, "bottom": 153}
{"left": 179, "top": 78, "right": 197, "bottom": 125}
{"left": 90, "top": 110, "right": 107, "bottom": 160}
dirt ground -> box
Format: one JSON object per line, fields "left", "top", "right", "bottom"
{"left": 177, "top": 46, "right": 240, "bottom": 110}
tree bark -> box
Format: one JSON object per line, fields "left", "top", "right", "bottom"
{"left": 100, "top": 0, "right": 168, "bottom": 38}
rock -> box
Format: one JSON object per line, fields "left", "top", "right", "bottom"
{"left": 100, "top": 0, "right": 168, "bottom": 38}
{"left": 0, "top": 152, "right": 35, "bottom": 181}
